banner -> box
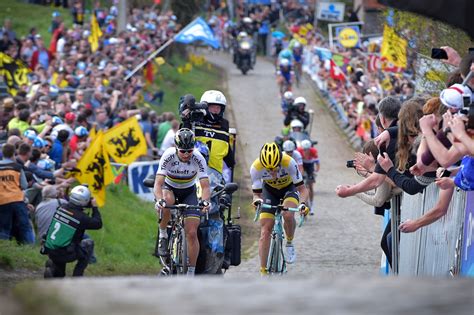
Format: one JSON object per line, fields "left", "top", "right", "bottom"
{"left": 381, "top": 25, "right": 407, "bottom": 68}
{"left": 414, "top": 54, "right": 455, "bottom": 94}
{"left": 461, "top": 191, "right": 474, "bottom": 277}
{"left": 88, "top": 13, "right": 103, "bottom": 52}
{"left": 317, "top": 2, "right": 345, "bottom": 22}
{"left": 174, "top": 17, "right": 220, "bottom": 49}
{"left": 335, "top": 25, "right": 361, "bottom": 48}
{"left": 0, "top": 52, "right": 30, "bottom": 96}
{"left": 103, "top": 117, "right": 147, "bottom": 164}
{"left": 127, "top": 160, "right": 160, "bottom": 201}
{"left": 75, "top": 131, "right": 114, "bottom": 207}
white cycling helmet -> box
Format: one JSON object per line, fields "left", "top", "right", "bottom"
{"left": 283, "top": 91, "right": 294, "bottom": 101}
{"left": 301, "top": 139, "right": 312, "bottom": 150}
{"left": 290, "top": 119, "right": 304, "bottom": 129}
{"left": 293, "top": 41, "right": 302, "bottom": 48}
{"left": 294, "top": 96, "right": 307, "bottom": 106}
{"left": 69, "top": 185, "right": 92, "bottom": 207}
{"left": 200, "top": 90, "right": 227, "bottom": 106}
{"left": 282, "top": 140, "right": 296, "bottom": 152}
{"left": 280, "top": 58, "right": 290, "bottom": 67}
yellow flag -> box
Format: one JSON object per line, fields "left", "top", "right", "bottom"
{"left": 75, "top": 131, "right": 114, "bottom": 207}
{"left": 103, "top": 117, "right": 147, "bottom": 164}
{"left": 88, "top": 14, "right": 103, "bottom": 52}
{"left": 89, "top": 126, "right": 97, "bottom": 142}
{"left": 155, "top": 57, "right": 165, "bottom": 66}
{"left": 381, "top": 25, "right": 407, "bottom": 68}
{"left": 0, "top": 52, "right": 30, "bottom": 96}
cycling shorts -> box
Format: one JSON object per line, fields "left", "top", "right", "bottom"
{"left": 163, "top": 183, "right": 200, "bottom": 219}
{"left": 260, "top": 184, "right": 299, "bottom": 220}
{"left": 302, "top": 163, "right": 316, "bottom": 183}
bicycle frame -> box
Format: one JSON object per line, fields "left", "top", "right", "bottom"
{"left": 254, "top": 203, "right": 304, "bottom": 274}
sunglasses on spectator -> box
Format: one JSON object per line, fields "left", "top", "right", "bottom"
{"left": 178, "top": 149, "right": 193, "bottom": 154}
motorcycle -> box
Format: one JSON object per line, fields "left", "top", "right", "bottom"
{"left": 143, "top": 169, "right": 240, "bottom": 275}
{"left": 235, "top": 38, "right": 254, "bottom": 75}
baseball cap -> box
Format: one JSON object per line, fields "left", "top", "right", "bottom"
{"left": 74, "top": 126, "right": 89, "bottom": 137}
{"left": 23, "top": 129, "right": 37, "bottom": 140}
{"left": 65, "top": 112, "right": 76, "bottom": 122}
{"left": 439, "top": 84, "right": 472, "bottom": 110}
{"left": 33, "top": 137, "right": 45, "bottom": 148}
{"left": 52, "top": 116, "right": 63, "bottom": 125}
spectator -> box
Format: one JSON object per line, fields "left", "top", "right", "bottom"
{"left": 49, "top": 129, "right": 69, "bottom": 168}
{"left": 156, "top": 112, "right": 175, "bottom": 149}
{"left": 35, "top": 185, "right": 67, "bottom": 239}
{"left": 159, "top": 119, "right": 179, "bottom": 155}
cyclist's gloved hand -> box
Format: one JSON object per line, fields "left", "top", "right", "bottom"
{"left": 199, "top": 200, "right": 210, "bottom": 212}
{"left": 155, "top": 198, "right": 166, "bottom": 211}
{"left": 252, "top": 198, "right": 263, "bottom": 209}
{"left": 298, "top": 202, "right": 309, "bottom": 216}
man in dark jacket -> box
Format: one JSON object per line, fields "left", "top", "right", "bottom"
{"left": 43, "top": 185, "right": 102, "bottom": 278}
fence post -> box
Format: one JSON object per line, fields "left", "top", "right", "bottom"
{"left": 391, "top": 194, "right": 401, "bottom": 274}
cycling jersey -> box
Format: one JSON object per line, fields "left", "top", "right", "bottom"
{"left": 292, "top": 48, "right": 302, "bottom": 63}
{"left": 250, "top": 154, "right": 303, "bottom": 192}
{"left": 297, "top": 147, "right": 319, "bottom": 164}
{"left": 285, "top": 151, "right": 302, "bottom": 166}
{"left": 278, "top": 66, "right": 292, "bottom": 83}
{"left": 156, "top": 147, "right": 208, "bottom": 189}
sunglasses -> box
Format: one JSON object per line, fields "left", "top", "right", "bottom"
{"left": 45, "top": 144, "right": 51, "bottom": 148}
{"left": 178, "top": 149, "right": 193, "bottom": 154}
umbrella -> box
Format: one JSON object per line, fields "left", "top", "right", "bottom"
{"left": 272, "top": 31, "right": 286, "bottom": 39}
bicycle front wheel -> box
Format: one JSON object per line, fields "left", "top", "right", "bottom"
{"left": 177, "top": 228, "right": 188, "bottom": 274}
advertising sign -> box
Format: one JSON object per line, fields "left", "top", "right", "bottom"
{"left": 127, "top": 160, "right": 160, "bottom": 201}
{"left": 335, "top": 25, "right": 360, "bottom": 48}
{"left": 317, "top": 2, "right": 345, "bottom": 22}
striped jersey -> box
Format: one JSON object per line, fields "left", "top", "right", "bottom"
{"left": 250, "top": 154, "right": 303, "bottom": 191}
{"left": 156, "top": 147, "right": 209, "bottom": 189}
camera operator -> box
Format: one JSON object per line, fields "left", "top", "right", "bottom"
{"left": 180, "top": 90, "right": 235, "bottom": 177}
{"left": 42, "top": 185, "right": 102, "bottom": 278}
{"left": 284, "top": 96, "right": 310, "bottom": 129}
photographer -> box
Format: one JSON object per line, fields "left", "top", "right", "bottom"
{"left": 284, "top": 96, "right": 310, "bottom": 129}
{"left": 180, "top": 90, "right": 235, "bottom": 176}
{"left": 42, "top": 185, "right": 102, "bottom": 278}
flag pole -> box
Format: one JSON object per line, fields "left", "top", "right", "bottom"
{"left": 125, "top": 37, "right": 175, "bottom": 81}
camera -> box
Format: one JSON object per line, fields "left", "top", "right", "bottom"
{"left": 179, "top": 94, "right": 208, "bottom": 122}
{"left": 461, "top": 94, "right": 474, "bottom": 130}
{"left": 346, "top": 160, "right": 356, "bottom": 168}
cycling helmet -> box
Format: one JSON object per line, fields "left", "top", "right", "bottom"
{"left": 174, "top": 128, "right": 195, "bottom": 150}
{"left": 293, "top": 41, "right": 302, "bottom": 48}
{"left": 69, "top": 185, "right": 92, "bottom": 207}
{"left": 259, "top": 142, "right": 282, "bottom": 170}
{"left": 280, "top": 49, "right": 292, "bottom": 60}
{"left": 194, "top": 141, "right": 209, "bottom": 163}
{"left": 294, "top": 96, "right": 307, "bottom": 106}
{"left": 301, "top": 139, "right": 312, "bottom": 150}
{"left": 283, "top": 91, "right": 294, "bottom": 102}
{"left": 200, "top": 90, "right": 227, "bottom": 123}
{"left": 23, "top": 129, "right": 37, "bottom": 140}
{"left": 282, "top": 140, "right": 296, "bottom": 152}
{"left": 280, "top": 58, "right": 290, "bottom": 67}
{"left": 75, "top": 126, "right": 89, "bottom": 137}
{"left": 290, "top": 119, "right": 304, "bottom": 129}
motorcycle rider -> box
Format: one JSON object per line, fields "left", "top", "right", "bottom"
{"left": 284, "top": 96, "right": 310, "bottom": 129}
{"left": 180, "top": 90, "right": 235, "bottom": 179}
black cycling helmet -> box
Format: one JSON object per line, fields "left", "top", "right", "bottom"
{"left": 174, "top": 128, "right": 195, "bottom": 150}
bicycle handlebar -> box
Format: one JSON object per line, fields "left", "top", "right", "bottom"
{"left": 253, "top": 203, "right": 305, "bottom": 227}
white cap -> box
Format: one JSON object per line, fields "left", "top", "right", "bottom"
{"left": 439, "top": 84, "right": 472, "bottom": 109}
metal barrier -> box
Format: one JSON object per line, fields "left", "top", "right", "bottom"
{"left": 397, "top": 184, "right": 467, "bottom": 276}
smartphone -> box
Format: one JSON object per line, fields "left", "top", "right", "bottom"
{"left": 431, "top": 48, "right": 448, "bottom": 60}
{"left": 469, "top": 48, "right": 474, "bottom": 56}
{"left": 379, "top": 143, "right": 387, "bottom": 156}
{"left": 441, "top": 169, "right": 452, "bottom": 178}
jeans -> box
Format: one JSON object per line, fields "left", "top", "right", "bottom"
{"left": 0, "top": 202, "right": 35, "bottom": 244}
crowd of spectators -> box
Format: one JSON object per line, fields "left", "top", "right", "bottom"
{"left": 0, "top": 1, "right": 183, "bottom": 244}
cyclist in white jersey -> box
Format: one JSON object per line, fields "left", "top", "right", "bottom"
{"left": 154, "top": 128, "right": 211, "bottom": 276}
{"left": 282, "top": 140, "right": 303, "bottom": 174}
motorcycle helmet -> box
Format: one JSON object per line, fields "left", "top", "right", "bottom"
{"left": 259, "top": 142, "right": 282, "bottom": 170}
{"left": 200, "top": 90, "right": 227, "bottom": 123}
{"left": 301, "top": 139, "right": 312, "bottom": 150}
{"left": 69, "top": 185, "right": 92, "bottom": 207}
{"left": 237, "top": 31, "right": 248, "bottom": 40}
{"left": 243, "top": 17, "right": 252, "bottom": 24}
{"left": 294, "top": 96, "right": 307, "bottom": 107}
{"left": 174, "top": 128, "right": 195, "bottom": 150}
{"left": 290, "top": 119, "right": 304, "bottom": 130}
{"left": 282, "top": 140, "right": 296, "bottom": 152}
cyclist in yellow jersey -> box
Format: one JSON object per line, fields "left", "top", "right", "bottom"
{"left": 250, "top": 142, "right": 308, "bottom": 274}
{"left": 180, "top": 90, "right": 235, "bottom": 176}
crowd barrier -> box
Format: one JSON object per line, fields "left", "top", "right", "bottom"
{"left": 392, "top": 185, "right": 473, "bottom": 277}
